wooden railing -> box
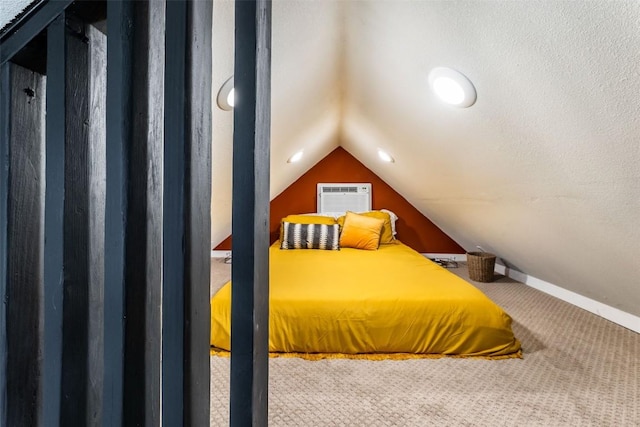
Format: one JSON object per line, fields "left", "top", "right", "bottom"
{"left": 0, "top": 0, "right": 212, "bottom": 425}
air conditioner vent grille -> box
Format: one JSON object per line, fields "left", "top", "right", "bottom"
{"left": 321, "top": 186, "right": 359, "bottom": 193}
{"left": 317, "top": 183, "right": 371, "bottom": 213}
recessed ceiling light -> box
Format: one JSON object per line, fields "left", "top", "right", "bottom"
{"left": 226, "top": 88, "right": 235, "bottom": 108}
{"left": 377, "top": 149, "right": 394, "bottom": 163}
{"left": 428, "top": 67, "right": 477, "bottom": 108}
{"left": 217, "top": 76, "right": 234, "bottom": 111}
{"left": 287, "top": 150, "right": 304, "bottom": 163}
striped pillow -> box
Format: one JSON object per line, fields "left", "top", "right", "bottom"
{"left": 280, "top": 222, "right": 340, "bottom": 250}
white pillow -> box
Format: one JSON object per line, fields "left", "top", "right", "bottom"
{"left": 380, "top": 209, "right": 398, "bottom": 236}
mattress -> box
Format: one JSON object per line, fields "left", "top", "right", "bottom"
{"left": 210, "top": 241, "right": 521, "bottom": 358}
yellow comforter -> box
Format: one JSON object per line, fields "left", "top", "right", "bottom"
{"left": 211, "top": 242, "right": 521, "bottom": 357}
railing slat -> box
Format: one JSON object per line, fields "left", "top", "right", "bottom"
{"left": 7, "top": 62, "right": 46, "bottom": 427}
{"left": 184, "top": 0, "right": 213, "bottom": 424}
{"left": 104, "top": 1, "right": 134, "bottom": 424}
{"left": 162, "top": 0, "right": 187, "bottom": 423}
{"left": 0, "top": 60, "right": 11, "bottom": 427}
{"left": 57, "top": 17, "right": 107, "bottom": 425}
{"left": 42, "top": 13, "right": 66, "bottom": 427}
{"left": 122, "top": 0, "right": 165, "bottom": 424}
{"left": 230, "top": 0, "right": 272, "bottom": 425}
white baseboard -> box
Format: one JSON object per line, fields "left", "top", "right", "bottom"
{"left": 495, "top": 264, "right": 640, "bottom": 334}
{"left": 211, "top": 250, "right": 231, "bottom": 258}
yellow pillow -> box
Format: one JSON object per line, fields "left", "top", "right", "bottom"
{"left": 338, "top": 211, "right": 395, "bottom": 244}
{"left": 339, "top": 211, "right": 385, "bottom": 250}
{"left": 279, "top": 214, "right": 337, "bottom": 242}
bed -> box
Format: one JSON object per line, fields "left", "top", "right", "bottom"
{"left": 210, "top": 225, "right": 521, "bottom": 359}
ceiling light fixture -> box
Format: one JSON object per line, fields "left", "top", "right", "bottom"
{"left": 377, "top": 149, "right": 395, "bottom": 163}
{"left": 226, "top": 88, "right": 235, "bottom": 108}
{"left": 216, "top": 76, "right": 235, "bottom": 111}
{"left": 428, "top": 67, "right": 477, "bottom": 108}
{"left": 287, "top": 150, "right": 304, "bottom": 163}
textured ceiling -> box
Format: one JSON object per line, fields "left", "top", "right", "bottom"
{"left": 0, "top": 0, "right": 36, "bottom": 30}
{"left": 213, "top": 0, "right": 639, "bottom": 317}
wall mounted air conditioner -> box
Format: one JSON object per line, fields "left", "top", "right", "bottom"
{"left": 317, "top": 183, "right": 371, "bottom": 214}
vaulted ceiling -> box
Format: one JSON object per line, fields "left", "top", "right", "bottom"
{"left": 213, "top": 1, "right": 639, "bottom": 317}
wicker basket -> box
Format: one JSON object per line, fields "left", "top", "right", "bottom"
{"left": 466, "top": 251, "right": 496, "bottom": 282}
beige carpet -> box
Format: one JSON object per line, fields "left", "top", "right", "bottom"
{"left": 209, "top": 259, "right": 639, "bottom": 426}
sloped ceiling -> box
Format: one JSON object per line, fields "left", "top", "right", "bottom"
{"left": 0, "top": 0, "right": 35, "bottom": 30}
{"left": 212, "top": 0, "right": 343, "bottom": 245}
{"left": 213, "top": 1, "right": 639, "bottom": 317}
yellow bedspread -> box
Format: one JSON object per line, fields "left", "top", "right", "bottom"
{"left": 211, "top": 242, "right": 521, "bottom": 357}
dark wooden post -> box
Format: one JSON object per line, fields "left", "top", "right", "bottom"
{"left": 105, "top": 0, "right": 169, "bottom": 424}
{"left": 184, "top": 0, "right": 213, "bottom": 425}
{"left": 58, "top": 16, "right": 107, "bottom": 426}
{"left": 0, "top": 62, "right": 11, "bottom": 427}
{"left": 162, "top": 0, "right": 188, "bottom": 423}
{"left": 230, "top": 0, "right": 272, "bottom": 425}
{"left": 104, "top": 0, "right": 134, "bottom": 424}
{"left": 122, "top": 0, "right": 165, "bottom": 425}
{"left": 163, "top": 0, "right": 212, "bottom": 424}
{"left": 42, "top": 13, "right": 66, "bottom": 426}
{"left": 6, "top": 62, "right": 46, "bottom": 426}
{"left": 86, "top": 23, "right": 107, "bottom": 426}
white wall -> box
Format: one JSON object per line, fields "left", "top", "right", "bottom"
{"left": 211, "top": 0, "right": 343, "bottom": 246}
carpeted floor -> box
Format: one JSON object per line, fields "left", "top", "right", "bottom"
{"left": 209, "top": 258, "right": 639, "bottom": 426}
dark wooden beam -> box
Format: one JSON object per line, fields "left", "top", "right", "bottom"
{"left": 183, "top": 0, "right": 212, "bottom": 425}
{"left": 123, "top": 0, "right": 165, "bottom": 424}
{"left": 42, "top": 13, "right": 66, "bottom": 426}
{"left": 6, "top": 62, "right": 45, "bottom": 427}
{"left": 0, "top": 62, "right": 11, "bottom": 427}
{"left": 58, "top": 16, "right": 106, "bottom": 426}
{"left": 59, "top": 41, "right": 90, "bottom": 425}
{"left": 230, "top": 0, "right": 272, "bottom": 425}
{"left": 163, "top": 1, "right": 213, "bottom": 423}
{"left": 86, "top": 22, "right": 107, "bottom": 426}
{"left": 162, "top": 0, "right": 187, "bottom": 423}
{"left": 0, "top": 0, "right": 74, "bottom": 65}
{"left": 104, "top": 1, "right": 134, "bottom": 424}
